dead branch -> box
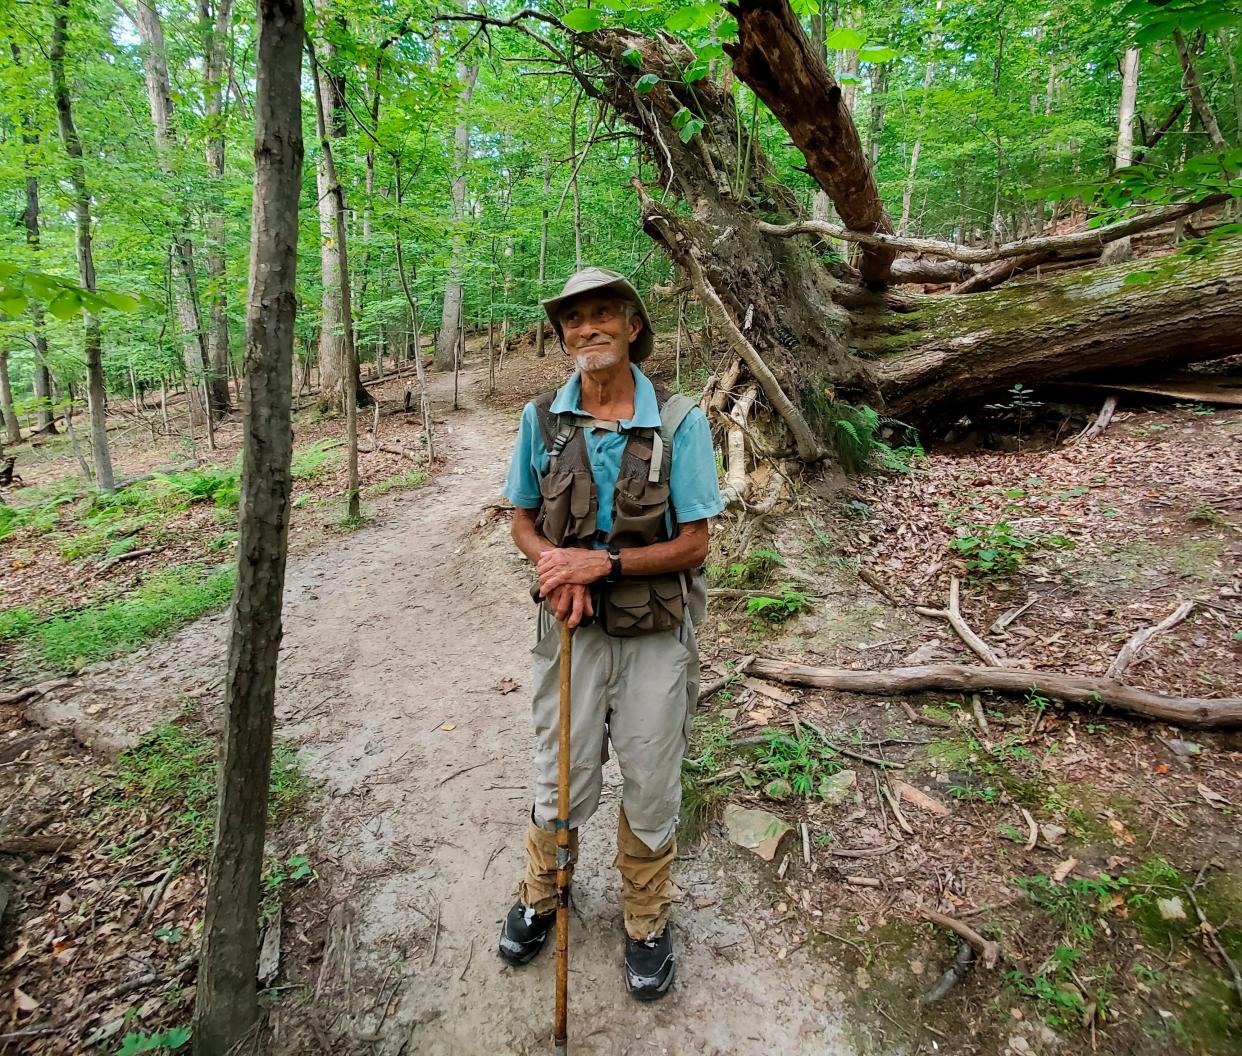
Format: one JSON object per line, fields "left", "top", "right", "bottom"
{"left": 919, "top": 908, "right": 1001, "bottom": 969}
{"left": 915, "top": 578, "right": 1002, "bottom": 667}
{"left": 720, "top": 385, "right": 758, "bottom": 508}
{"left": 1107, "top": 600, "right": 1197, "bottom": 680}
{"left": 747, "top": 658, "right": 1242, "bottom": 729}
{"left": 0, "top": 834, "right": 73, "bottom": 855}
{"left": 755, "top": 193, "right": 1229, "bottom": 266}
{"left": 1185, "top": 868, "right": 1242, "bottom": 1010}
{"left": 825, "top": 841, "right": 900, "bottom": 859}
{"left": 1072, "top": 395, "right": 1118, "bottom": 444}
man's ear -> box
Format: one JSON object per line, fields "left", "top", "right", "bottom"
{"left": 627, "top": 313, "right": 644, "bottom": 343}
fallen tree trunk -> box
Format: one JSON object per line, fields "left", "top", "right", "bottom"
{"left": 748, "top": 658, "right": 1242, "bottom": 729}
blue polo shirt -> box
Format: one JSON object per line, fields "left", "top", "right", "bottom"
{"left": 503, "top": 364, "right": 724, "bottom": 536}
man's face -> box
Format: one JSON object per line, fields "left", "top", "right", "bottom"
{"left": 560, "top": 293, "right": 643, "bottom": 374}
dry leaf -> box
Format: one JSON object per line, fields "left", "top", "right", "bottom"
{"left": 1105, "top": 817, "right": 1135, "bottom": 844}
{"left": 497, "top": 677, "right": 519, "bottom": 695}
{"left": 1197, "top": 783, "right": 1231, "bottom": 808}
{"left": 1052, "top": 857, "right": 1078, "bottom": 883}
{"left": 440, "top": 723, "right": 457, "bottom": 732}
{"left": 14, "top": 987, "right": 40, "bottom": 1012}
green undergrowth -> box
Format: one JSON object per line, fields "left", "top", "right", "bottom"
{"left": 799, "top": 390, "right": 923, "bottom": 474}
{"left": 362, "top": 466, "right": 427, "bottom": 497}
{"left": 107, "top": 717, "right": 310, "bottom": 863}
{"left": 3, "top": 564, "right": 235, "bottom": 672}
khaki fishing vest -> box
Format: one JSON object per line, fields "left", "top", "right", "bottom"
{"left": 532, "top": 387, "right": 706, "bottom": 637}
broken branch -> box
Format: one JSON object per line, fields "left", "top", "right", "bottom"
{"left": 1107, "top": 600, "right": 1196, "bottom": 680}
{"left": 747, "top": 658, "right": 1242, "bottom": 729}
{"left": 919, "top": 908, "right": 1001, "bottom": 969}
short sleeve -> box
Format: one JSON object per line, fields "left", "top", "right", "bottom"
{"left": 502, "top": 403, "right": 546, "bottom": 509}
{"left": 668, "top": 407, "right": 724, "bottom": 524}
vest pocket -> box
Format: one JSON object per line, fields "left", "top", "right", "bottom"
{"left": 537, "top": 470, "right": 597, "bottom": 545}
{"left": 600, "top": 574, "right": 686, "bottom": 638}
{"left": 611, "top": 480, "right": 669, "bottom": 549}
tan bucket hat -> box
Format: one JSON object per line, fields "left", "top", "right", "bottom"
{"left": 541, "top": 266, "right": 655, "bottom": 364}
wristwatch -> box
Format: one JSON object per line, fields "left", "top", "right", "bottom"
{"left": 607, "top": 546, "right": 623, "bottom": 581}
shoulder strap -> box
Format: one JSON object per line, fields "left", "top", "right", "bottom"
{"left": 650, "top": 393, "right": 696, "bottom": 486}
{"left": 532, "top": 391, "right": 558, "bottom": 454}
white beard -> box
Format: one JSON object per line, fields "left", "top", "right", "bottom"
{"left": 574, "top": 344, "right": 625, "bottom": 373}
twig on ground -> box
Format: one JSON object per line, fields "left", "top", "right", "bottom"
{"left": 919, "top": 908, "right": 1001, "bottom": 969}
{"left": 1072, "top": 395, "right": 1118, "bottom": 444}
{"left": 916, "top": 577, "right": 1002, "bottom": 667}
{"left": 825, "top": 841, "right": 900, "bottom": 859}
{"left": 1020, "top": 807, "right": 1038, "bottom": 851}
{"left": 901, "top": 701, "right": 953, "bottom": 728}
{"left": 458, "top": 938, "right": 475, "bottom": 982}
{"left": 1107, "top": 600, "right": 1197, "bottom": 680}
{"left": 971, "top": 693, "right": 990, "bottom": 736}
{"left": 799, "top": 717, "right": 906, "bottom": 769}
{"left": 991, "top": 596, "right": 1037, "bottom": 634}
{"left": 438, "top": 760, "right": 490, "bottom": 787}
{"left": 1184, "top": 867, "right": 1242, "bottom": 1010}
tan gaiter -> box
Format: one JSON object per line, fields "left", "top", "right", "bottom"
{"left": 614, "top": 807, "right": 676, "bottom": 940}
{"left": 519, "top": 820, "right": 579, "bottom": 915}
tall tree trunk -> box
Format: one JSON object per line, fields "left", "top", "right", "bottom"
{"left": 898, "top": 56, "right": 934, "bottom": 235}
{"left": 1174, "top": 30, "right": 1228, "bottom": 150}
{"left": 1101, "top": 47, "right": 1142, "bottom": 265}
{"left": 310, "top": 36, "right": 360, "bottom": 520}
{"left": 536, "top": 157, "right": 550, "bottom": 357}
{"left": 0, "top": 354, "right": 20, "bottom": 444}
{"left": 314, "top": 28, "right": 348, "bottom": 407}
{"left": 13, "top": 56, "right": 57, "bottom": 436}
{"left": 433, "top": 62, "right": 478, "bottom": 372}
{"left": 200, "top": 0, "right": 235, "bottom": 417}
{"left": 51, "top": 0, "right": 114, "bottom": 492}
{"left": 191, "top": 1, "right": 303, "bottom": 1052}
{"left": 866, "top": 64, "right": 887, "bottom": 168}
{"left": 130, "top": 0, "right": 223, "bottom": 425}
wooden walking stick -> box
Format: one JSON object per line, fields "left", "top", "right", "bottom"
{"left": 554, "top": 619, "right": 573, "bottom": 1055}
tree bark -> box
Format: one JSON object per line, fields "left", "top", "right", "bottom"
{"left": 191, "top": 0, "right": 303, "bottom": 1051}
{"left": 51, "top": 0, "right": 114, "bottom": 492}
{"left": 309, "top": 35, "right": 360, "bottom": 521}
{"left": 724, "top": 0, "right": 896, "bottom": 283}
{"left": 0, "top": 353, "right": 20, "bottom": 444}
{"left": 434, "top": 62, "right": 479, "bottom": 371}
{"left": 314, "top": 27, "right": 348, "bottom": 409}
{"left": 1100, "top": 47, "right": 1142, "bottom": 266}
{"left": 200, "top": 0, "right": 235, "bottom": 417}
{"left": 130, "top": 0, "right": 225, "bottom": 424}
{"left": 12, "top": 45, "right": 57, "bottom": 436}
{"left": 536, "top": 157, "right": 550, "bottom": 357}
{"left": 1174, "top": 30, "right": 1227, "bottom": 150}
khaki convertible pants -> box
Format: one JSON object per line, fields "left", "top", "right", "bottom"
{"left": 519, "top": 604, "right": 699, "bottom": 939}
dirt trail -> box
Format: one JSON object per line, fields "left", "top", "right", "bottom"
{"left": 30, "top": 365, "right": 848, "bottom": 1056}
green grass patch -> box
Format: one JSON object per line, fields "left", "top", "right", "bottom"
{"left": 0, "top": 607, "right": 38, "bottom": 642}
{"left": 110, "top": 719, "right": 309, "bottom": 861}
{"left": 361, "top": 467, "right": 427, "bottom": 498}
{"left": 18, "top": 564, "right": 235, "bottom": 671}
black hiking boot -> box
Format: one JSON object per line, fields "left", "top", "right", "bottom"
{"left": 498, "top": 901, "right": 555, "bottom": 966}
{"left": 624, "top": 926, "right": 674, "bottom": 1000}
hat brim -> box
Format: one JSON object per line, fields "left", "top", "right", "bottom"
{"left": 541, "top": 277, "right": 655, "bottom": 364}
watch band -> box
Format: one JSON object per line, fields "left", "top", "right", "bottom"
{"left": 608, "top": 547, "right": 622, "bottom": 581}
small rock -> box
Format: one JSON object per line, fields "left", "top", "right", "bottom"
{"left": 910, "top": 959, "right": 925, "bottom": 976}
{"left": 1163, "top": 738, "right": 1201, "bottom": 757}
{"left": 810, "top": 984, "right": 827, "bottom": 1001}
{"left": 723, "top": 804, "right": 792, "bottom": 862}
{"left": 1157, "top": 896, "right": 1187, "bottom": 921}
{"left": 818, "top": 769, "right": 857, "bottom": 805}
{"left": 1040, "top": 823, "right": 1067, "bottom": 846}
{"left": 1007, "top": 1037, "right": 1032, "bottom": 1055}
{"left": 854, "top": 967, "right": 870, "bottom": 990}
{"left": 765, "top": 778, "right": 793, "bottom": 800}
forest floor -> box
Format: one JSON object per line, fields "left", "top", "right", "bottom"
{"left": 1, "top": 335, "right": 1240, "bottom": 1056}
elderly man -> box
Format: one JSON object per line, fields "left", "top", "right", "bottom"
{"left": 498, "top": 267, "right": 723, "bottom": 999}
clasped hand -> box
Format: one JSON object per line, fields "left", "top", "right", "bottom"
{"left": 537, "top": 547, "right": 606, "bottom": 628}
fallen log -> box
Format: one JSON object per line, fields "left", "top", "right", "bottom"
{"left": 747, "top": 659, "right": 1242, "bottom": 729}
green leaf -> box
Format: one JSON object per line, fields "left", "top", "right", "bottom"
{"left": 48, "top": 288, "right": 83, "bottom": 320}
{"left": 98, "top": 291, "right": 141, "bottom": 312}
{"left": 790, "top": 0, "right": 819, "bottom": 15}
{"left": 678, "top": 117, "right": 705, "bottom": 142}
{"left": 1123, "top": 269, "right": 1159, "bottom": 285}
{"left": 838, "top": 73, "right": 864, "bottom": 86}
{"left": 671, "top": 106, "right": 693, "bottom": 130}
{"left": 563, "top": 8, "right": 605, "bottom": 32}
{"left": 858, "top": 45, "right": 898, "bottom": 63}
{"left": 635, "top": 73, "right": 660, "bottom": 93}
{"left": 0, "top": 288, "right": 28, "bottom": 318}
{"left": 684, "top": 58, "right": 711, "bottom": 83}
{"left": 621, "top": 46, "right": 642, "bottom": 68}
{"left": 665, "top": 6, "right": 702, "bottom": 31}
{"left": 824, "top": 27, "right": 865, "bottom": 50}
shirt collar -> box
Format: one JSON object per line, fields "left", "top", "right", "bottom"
{"left": 549, "top": 363, "right": 661, "bottom": 429}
